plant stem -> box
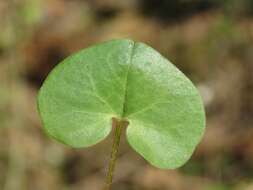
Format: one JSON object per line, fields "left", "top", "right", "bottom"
{"left": 103, "top": 119, "right": 126, "bottom": 190}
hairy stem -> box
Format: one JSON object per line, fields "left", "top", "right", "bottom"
{"left": 103, "top": 119, "right": 126, "bottom": 190}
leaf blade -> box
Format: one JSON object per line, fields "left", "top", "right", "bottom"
{"left": 38, "top": 39, "right": 135, "bottom": 147}
{"left": 37, "top": 39, "right": 205, "bottom": 168}
{"left": 124, "top": 42, "right": 205, "bottom": 168}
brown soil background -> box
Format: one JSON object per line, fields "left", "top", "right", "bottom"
{"left": 1, "top": 0, "right": 253, "bottom": 190}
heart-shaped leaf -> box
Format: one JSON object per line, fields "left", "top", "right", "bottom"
{"left": 37, "top": 39, "right": 205, "bottom": 169}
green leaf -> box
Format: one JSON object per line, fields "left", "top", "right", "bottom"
{"left": 37, "top": 39, "right": 205, "bottom": 169}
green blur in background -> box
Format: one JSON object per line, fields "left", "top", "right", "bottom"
{"left": 1, "top": 0, "right": 253, "bottom": 190}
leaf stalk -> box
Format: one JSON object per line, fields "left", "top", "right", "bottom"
{"left": 103, "top": 119, "right": 127, "bottom": 190}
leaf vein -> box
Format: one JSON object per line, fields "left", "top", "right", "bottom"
{"left": 127, "top": 101, "right": 171, "bottom": 117}
{"left": 86, "top": 67, "right": 115, "bottom": 113}
{"left": 121, "top": 41, "right": 136, "bottom": 117}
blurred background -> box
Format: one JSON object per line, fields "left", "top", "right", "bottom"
{"left": 1, "top": 0, "right": 253, "bottom": 190}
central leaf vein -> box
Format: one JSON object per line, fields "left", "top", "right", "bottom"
{"left": 121, "top": 41, "right": 136, "bottom": 118}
